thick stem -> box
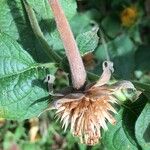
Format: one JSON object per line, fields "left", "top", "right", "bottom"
{"left": 48, "top": 0, "right": 86, "bottom": 89}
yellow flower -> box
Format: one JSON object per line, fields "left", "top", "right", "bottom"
{"left": 51, "top": 61, "right": 136, "bottom": 145}
{"left": 121, "top": 6, "right": 138, "bottom": 27}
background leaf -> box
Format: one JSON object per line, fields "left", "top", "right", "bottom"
{"left": 101, "top": 16, "right": 122, "bottom": 38}
{"left": 95, "top": 34, "right": 136, "bottom": 79}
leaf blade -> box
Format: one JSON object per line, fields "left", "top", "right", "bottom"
{"left": 0, "top": 32, "right": 56, "bottom": 120}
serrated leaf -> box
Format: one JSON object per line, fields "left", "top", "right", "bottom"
{"left": 135, "top": 103, "right": 150, "bottom": 150}
{"left": 76, "top": 29, "right": 99, "bottom": 56}
{"left": 0, "top": 32, "right": 57, "bottom": 120}
{"left": 103, "top": 109, "right": 138, "bottom": 150}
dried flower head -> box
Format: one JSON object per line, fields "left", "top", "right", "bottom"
{"left": 121, "top": 6, "right": 138, "bottom": 27}
{"left": 51, "top": 61, "right": 136, "bottom": 145}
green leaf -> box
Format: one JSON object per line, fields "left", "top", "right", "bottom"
{"left": 103, "top": 109, "right": 138, "bottom": 150}
{"left": 76, "top": 28, "right": 99, "bottom": 56}
{"left": 0, "top": 0, "right": 77, "bottom": 62}
{"left": 0, "top": 32, "right": 57, "bottom": 120}
{"left": 0, "top": 0, "right": 38, "bottom": 60}
{"left": 135, "top": 103, "right": 150, "bottom": 150}
{"left": 95, "top": 34, "right": 136, "bottom": 79}
{"left": 135, "top": 45, "right": 150, "bottom": 72}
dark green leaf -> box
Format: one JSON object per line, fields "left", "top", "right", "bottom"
{"left": 135, "top": 103, "right": 150, "bottom": 150}
{"left": 121, "top": 96, "right": 147, "bottom": 149}
{"left": 135, "top": 45, "right": 150, "bottom": 72}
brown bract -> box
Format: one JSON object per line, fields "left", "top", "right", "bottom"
{"left": 52, "top": 61, "right": 135, "bottom": 145}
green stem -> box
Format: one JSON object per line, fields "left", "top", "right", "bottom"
{"left": 87, "top": 71, "right": 99, "bottom": 82}
{"left": 99, "top": 28, "right": 110, "bottom": 61}
{"left": 23, "top": 0, "right": 62, "bottom": 63}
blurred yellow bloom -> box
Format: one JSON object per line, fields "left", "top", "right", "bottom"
{"left": 29, "top": 118, "right": 40, "bottom": 142}
{"left": 0, "top": 118, "right": 5, "bottom": 127}
{"left": 121, "top": 6, "right": 138, "bottom": 27}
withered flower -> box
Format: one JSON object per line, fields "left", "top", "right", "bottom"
{"left": 50, "top": 61, "right": 136, "bottom": 145}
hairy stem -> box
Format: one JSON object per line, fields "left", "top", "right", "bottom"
{"left": 23, "top": 0, "right": 62, "bottom": 63}
{"left": 48, "top": 0, "right": 86, "bottom": 89}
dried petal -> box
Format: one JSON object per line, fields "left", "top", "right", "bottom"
{"left": 51, "top": 61, "right": 139, "bottom": 146}
{"left": 94, "top": 61, "right": 114, "bottom": 87}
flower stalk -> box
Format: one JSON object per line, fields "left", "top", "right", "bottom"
{"left": 48, "top": 0, "right": 87, "bottom": 89}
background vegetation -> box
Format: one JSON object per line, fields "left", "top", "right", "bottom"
{"left": 0, "top": 0, "right": 150, "bottom": 149}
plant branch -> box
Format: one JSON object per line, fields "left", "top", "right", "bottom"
{"left": 99, "top": 28, "right": 110, "bottom": 61}
{"left": 23, "top": 0, "right": 62, "bottom": 63}
{"left": 48, "top": 0, "right": 86, "bottom": 89}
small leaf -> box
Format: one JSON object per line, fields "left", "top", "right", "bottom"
{"left": 135, "top": 103, "right": 150, "bottom": 150}
{"left": 0, "top": 32, "right": 57, "bottom": 120}
{"left": 76, "top": 28, "right": 99, "bottom": 56}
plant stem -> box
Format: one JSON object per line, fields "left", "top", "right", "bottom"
{"left": 23, "top": 0, "right": 62, "bottom": 63}
{"left": 48, "top": 0, "right": 87, "bottom": 89}
{"left": 87, "top": 71, "right": 99, "bottom": 82}
{"left": 99, "top": 28, "right": 110, "bottom": 61}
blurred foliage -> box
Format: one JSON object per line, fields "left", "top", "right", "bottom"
{"left": 0, "top": 0, "right": 150, "bottom": 149}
